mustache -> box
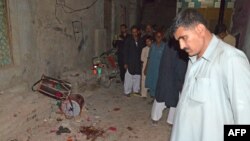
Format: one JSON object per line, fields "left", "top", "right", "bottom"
{"left": 182, "top": 47, "right": 189, "bottom": 51}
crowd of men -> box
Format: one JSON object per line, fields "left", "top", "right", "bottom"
{"left": 113, "top": 8, "right": 250, "bottom": 141}
{"left": 113, "top": 23, "right": 188, "bottom": 126}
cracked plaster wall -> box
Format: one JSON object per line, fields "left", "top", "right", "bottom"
{"left": 0, "top": 0, "right": 105, "bottom": 90}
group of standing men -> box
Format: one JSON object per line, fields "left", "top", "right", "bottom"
{"left": 113, "top": 23, "right": 188, "bottom": 125}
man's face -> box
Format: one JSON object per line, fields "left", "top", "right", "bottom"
{"left": 120, "top": 26, "right": 127, "bottom": 33}
{"left": 174, "top": 25, "right": 204, "bottom": 57}
{"left": 146, "top": 38, "right": 152, "bottom": 47}
{"left": 146, "top": 25, "right": 152, "bottom": 33}
{"left": 155, "top": 32, "right": 163, "bottom": 43}
{"left": 131, "top": 28, "right": 139, "bottom": 38}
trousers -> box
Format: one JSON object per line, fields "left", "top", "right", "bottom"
{"left": 151, "top": 99, "right": 176, "bottom": 124}
{"left": 124, "top": 70, "right": 141, "bottom": 95}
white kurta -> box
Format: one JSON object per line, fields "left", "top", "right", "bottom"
{"left": 170, "top": 35, "right": 250, "bottom": 141}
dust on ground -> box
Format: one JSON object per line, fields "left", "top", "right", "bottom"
{"left": 1, "top": 71, "right": 172, "bottom": 141}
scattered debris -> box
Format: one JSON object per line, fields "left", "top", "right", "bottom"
{"left": 129, "top": 135, "right": 139, "bottom": 138}
{"left": 66, "top": 136, "right": 73, "bottom": 141}
{"left": 26, "top": 114, "right": 37, "bottom": 121}
{"left": 26, "top": 127, "right": 32, "bottom": 134}
{"left": 31, "top": 109, "right": 37, "bottom": 113}
{"left": 108, "top": 127, "right": 117, "bottom": 132}
{"left": 50, "top": 128, "right": 57, "bottom": 133}
{"left": 27, "top": 136, "right": 31, "bottom": 141}
{"left": 131, "top": 93, "right": 141, "bottom": 97}
{"left": 113, "top": 108, "right": 120, "bottom": 111}
{"left": 71, "top": 73, "right": 80, "bottom": 77}
{"left": 79, "top": 126, "right": 105, "bottom": 141}
{"left": 56, "top": 126, "right": 71, "bottom": 135}
{"left": 56, "top": 110, "right": 64, "bottom": 114}
{"left": 56, "top": 117, "right": 63, "bottom": 122}
{"left": 127, "top": 126, "right": 133, "bottom": 131}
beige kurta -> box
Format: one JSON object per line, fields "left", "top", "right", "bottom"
{"left": 223, "top": 33, "right": 236, "bottom": 47}
{"left": 140, "top": 46, "right": 150, "bottom": 97}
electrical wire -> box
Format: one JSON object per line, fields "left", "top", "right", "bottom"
{"left": 55, "top": 0, "right": 99, "bottom": 23}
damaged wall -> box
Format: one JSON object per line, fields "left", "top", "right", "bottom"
{"left": 0, "top": 0, "right": 105, "bottom": 90}
{"left": 0, "top": 0, "right": 141, "bottom": 90}
{"left": 35, "top": 0, "right": 105, "bottom": 76}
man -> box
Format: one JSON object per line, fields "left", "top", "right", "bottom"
{"left": 145, "top": 24, "right": 155, "bottom": 36}
{"left": 140, "top": 36, "right": 153, "bottom": 98}
{"left": 151, "top": 38, "right": 187, "bottom": 125}
{"left": 216, "top": 23, "right": 236, "bottom": 47}
{"left": 145, "top": 31, "right": 165, "bottom": 98}
{"left": 142, "top": 24, "right": 155, "bottom": 41}
{"left": 124, "top": 26, "right": 145, "bottom": 96}
{"left": 170, "top": 9, "right": 250, "bottom": 141}
{"left": 113, "top": 24, "right": 130, "bottom": 82}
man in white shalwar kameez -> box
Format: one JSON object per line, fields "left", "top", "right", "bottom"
{"left": 170, "top": 9, "right": 250, "bottom": 141}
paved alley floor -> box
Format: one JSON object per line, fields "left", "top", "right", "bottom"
{"left": 1, "top": 82, "right": 171, "bottom": 141}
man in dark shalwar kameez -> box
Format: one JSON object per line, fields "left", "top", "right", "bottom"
{"left": 123, "top": 26, "right": 145, "bottom": 96}
{"left": 151, "top": 38, "right": 188, "bottom": 125}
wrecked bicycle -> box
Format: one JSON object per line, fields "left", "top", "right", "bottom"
{"left": 32, "top": 75, "right": 84, "bottom": 119}
{"left": 91, "top": 48, "right": 120, "bottom": 88}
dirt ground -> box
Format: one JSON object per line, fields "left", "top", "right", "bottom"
{"left": 0, "top": 79, "right": 172, "bottom": 141}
